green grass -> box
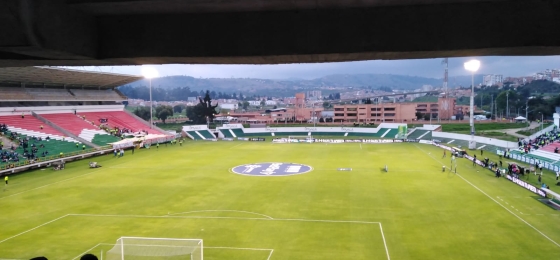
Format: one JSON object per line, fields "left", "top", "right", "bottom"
{"left": 476, "top": 131, "right": 519, "bottom": 142}
{"left": 441, "top": 123, "right": 527, "bottom": 132}
{"left": 1, "top": 142, "right": 560, "bottom": 259}
{"left": 516, "top": 124, "right": 553, "bottom": 136}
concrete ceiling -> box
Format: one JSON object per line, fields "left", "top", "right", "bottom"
{"left": 1, "top": 0, "right": 559, "bottom": 67}
{"left": 0, "top": 67, "right": 142, "bottom": 88}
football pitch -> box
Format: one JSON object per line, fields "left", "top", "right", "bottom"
{"left": 1, "top": 141, "right": 560, "bottom": 259}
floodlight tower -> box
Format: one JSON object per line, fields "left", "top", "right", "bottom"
{"left": 464, "top": 59, "right": 480, "bottom": 150}
{"left": 141, "top": 66, "right": 159, "bottom": 129}
{"left": 442, "top": 58, "right": 449, "bottom": 120}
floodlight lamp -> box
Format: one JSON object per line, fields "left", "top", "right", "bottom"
{"left": 142, "top": 66, "right": 159, "bottom": 79}
{"left": 463, "top": 60, "right": 480, "bottom": 72}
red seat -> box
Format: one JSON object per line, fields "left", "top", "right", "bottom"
{"left": 541, "top": 142, "right": 560, "bottom": 153}
{"left": 0, "top": 115, "right": 65, "bottom": 136}
{"left": 80, "top": 111, "right": 166, "bottom": 135}
{"left": 41, "top": 113, "right": 99, "bottom": 136}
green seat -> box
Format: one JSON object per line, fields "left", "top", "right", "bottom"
{"left": 91, "top": 134, "right": 121, "bottom": 146}
{"left": 219, "top": 129, "right": 234, "bottom": 138}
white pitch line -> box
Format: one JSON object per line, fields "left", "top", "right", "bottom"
{"left": 1, "top": 213, "right": 385, "bottom": 260}
{"left": 168, "top": 210, "right": 274, "bottom": 219}
{"left": 415, "top": 144, "right": 560, "bottom": 248}
{"left": 230, "top": 143, "right": 244, "bottom": 149}
{"left": 206, "top": 246, "right": 273, "bottom": 251}
{"left": 0, "top": 169, "right": 104, "bottom": 200}
{"left": 379, "top": 223, "right": 391, "bottom": 260}
{"left": 0, "top": 214, "right": 69, "bottom": 245}
{"left": 72, "top": 213, "right": 380, "bottom": 224}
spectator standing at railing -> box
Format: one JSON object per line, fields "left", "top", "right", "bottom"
{"left": 21, "top": 112, "right": 24, "bottom": 119}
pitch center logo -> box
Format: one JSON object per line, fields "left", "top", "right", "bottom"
{"left": 231, "top": 162, "right": 312, "bottom": 176}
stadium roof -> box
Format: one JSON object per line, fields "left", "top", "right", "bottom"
{"left": 0, "top": 67, "right": 142, "bottom": 89}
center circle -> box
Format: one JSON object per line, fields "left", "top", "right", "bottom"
{"left": 231, "top": 162, "right": 313, "bottom": 176}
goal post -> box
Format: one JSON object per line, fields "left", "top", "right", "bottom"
{"left": 105, "top": 237, "right": 203, "bottom": 260}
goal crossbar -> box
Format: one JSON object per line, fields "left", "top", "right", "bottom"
{"left": 106, "top": 237, "right": 203, "bottom": 260}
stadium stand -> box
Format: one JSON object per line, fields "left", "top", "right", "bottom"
{"left": 91, "top": 134, "right": 121, "bottom": 146}
{"left": 406, "top": 129, "right": 430, "bottom": 139}
{"left": 185, "top": 131, "right": 204, "bottom": 140}
{"left": 0, "top": 130, "right": 89, "bottom": 168}
{"left": 219, "top": 129, "right": 235, "bottom": 138}
{"left": 27, "top": 88, "right": 75, "bottom": 100}
{"left": 40, "top": 114, "right": 118, "bottom": 144}
{"left": 69, "top": 89, "right": 126, "bottom": 101}
{"left": 80, "top": 111, "right": 162, "bottom": 135}
{"left": 0, "top": 115, "right": 77, "bottom": 142}
{"left": 231, "top": 128, "right": 245, "bottom": 137}
{"left": 198, "top": 129, "right": 216, "bottom": 139}
{"left": 0, "top": 87, "right": 33, "bottom": 100}
{"left": 381, "top": 128, "right": 399, "bottom": 138}
{"left": 539, "top": 142, "right": 560, "bottom": 153}
{"left": 41, "top": 113, "right": 99, "bottom": 136}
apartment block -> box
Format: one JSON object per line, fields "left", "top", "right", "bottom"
{"left": 332, "top": 97, "right": 458, "bottom": 123}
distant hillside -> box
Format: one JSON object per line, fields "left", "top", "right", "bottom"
{"left": 123, "top": 73, "right": 483, "bottom": 96}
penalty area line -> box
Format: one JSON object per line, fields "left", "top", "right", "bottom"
{"left": 0, "top": 214, "right": 70, "bottom": 245}
{"left": 379, "top": 223, "right": 391, "bottom": 260}
{"left": 414, "top": 144, "right": 560, "bottom": 248}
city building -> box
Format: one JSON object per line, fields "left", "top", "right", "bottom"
{"left": 483, "top": 74, "right": 503, "bottom": 86}
{"left": 306, "top": 90, "right": 322, "bottom": 98}
{"left": 332, "top": 97, "right": 460, "bottom": 123}
{"left": 219, "top": 103, "right": 238, "bottom": 110}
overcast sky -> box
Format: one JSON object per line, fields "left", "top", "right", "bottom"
{"left": 68, "top": 56, "right": 560, "bottom": 80}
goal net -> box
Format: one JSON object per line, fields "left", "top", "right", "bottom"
{"left": 105, "top": 237, "right": 203, "bottom": 260}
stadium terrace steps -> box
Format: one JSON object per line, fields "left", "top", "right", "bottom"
{"left": 418, "top": 131, "right": 432, "bottom": 140}
{"left": 41, "top": 113, "right": 99, "bottom": 136}
{"left": 80, "top": 111, "right": 163, "bottom": 135}
{"left": 185, "top": 131, "right": 203, "bottom": 140}
{"left": 540, "top": 142, "right": 560, "bottom": 153}
{"left": 406, "top": 129, "right": 429, "bottom": 139}
{"left": 0, "top": 115, "right": 66, "bottom": 137}
{"left": 231, "top": 129, "right": 245, "bottom": 137}
{"left": 530, "top": 149, "right": 560, "bottom": 162}
{"left": 0, "top": 133, "right": 89, "bottom": 167}
{"left": 198, "top": 130, "right": 215, "bottom": 139}
{"left": 219, "top": 129, "right": 234, "bottom": 138}
{"left": 91, "top": 134, "right": 121, "bottom": 146}
{"left": 5, "top": 127, "right": 78, "bottom": 142}
{"left": 79, "top": 129, "right": 112, "bottom": 142}
{"left": 382, "top": 128, "right": 399, "bottom": 138}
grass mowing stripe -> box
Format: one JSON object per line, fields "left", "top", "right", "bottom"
{"left": 414, "top": 144, "right": 560, "bottom": 248}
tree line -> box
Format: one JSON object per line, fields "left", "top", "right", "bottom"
{"left": 133, "top": 91, "right": 218, "bottom": 124}
{"left": 119, "top": 85, "right": 253, "bottom": 101}
{"left": 473, "top": 80, "right": 560, "bottom": 120}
